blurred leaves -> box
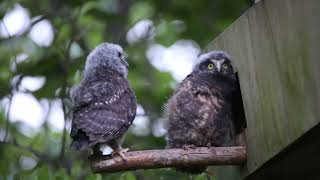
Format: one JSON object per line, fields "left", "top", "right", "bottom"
{"left": 128, "top": 1, "right": 154, "bottom": 25}
{"left": 0, "top": 0, "right": 250, "bottom": 179}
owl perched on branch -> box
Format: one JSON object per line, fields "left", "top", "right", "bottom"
{"left": 165, "top": 51, "right": 246, "bottom": 174}
{"left": 70, "top": 43, "right": 137, "bottom": 160}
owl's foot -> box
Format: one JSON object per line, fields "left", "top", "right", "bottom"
{"left": 108, "top": 139, "right": 129, "bottom": 161}
{"left": 112, "top": 148, "right": 129, "bottom": 161}
{"left": 183, "top": 144, "right": 196, "bottom": 150}
{"left": 206, "top": 143, "right": 218, "bottom": 149}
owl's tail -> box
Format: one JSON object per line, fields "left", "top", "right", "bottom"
{"left": 70, "top": 129, "right": 90, "bottom": 151}
{"left": 71, "top": 139, "right": 89, "bottom": 151}
{"left": 175, "top": 165, "right": 207, "bottom": 174}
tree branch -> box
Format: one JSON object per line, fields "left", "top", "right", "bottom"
{"left": 90, "top": 146, "right": 247, "bottom": 173}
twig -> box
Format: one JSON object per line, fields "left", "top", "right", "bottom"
{"left": 1, "top": 22, "right": 14, "bottom": 142}
{"left": 59, "top": 98, "right": 68, "bottom": 161}
{"left": 3, "top": 95, "right": 12, "bottom": 141}
{"left": 58, "top": 37, "right": 73, "bottom": 171}
{"left": 90, "top": 146, "right": 247, "bottom": 173}
{"left": 1, "top": 21, "right": 24, "bottom": 142}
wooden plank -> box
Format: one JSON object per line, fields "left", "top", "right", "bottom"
{"left": 205, "top": 0, "right": 320, "bottom": 178}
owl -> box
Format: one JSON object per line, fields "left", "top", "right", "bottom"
{"left": 70, "top": 42, "right": 137, "bottom": 160}
{"left": 165, "top": 51, "right": 246, "bottom": 174}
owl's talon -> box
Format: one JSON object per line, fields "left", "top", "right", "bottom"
{"left": 112, "top": 148, "right": 129, "bottom": 161}
{"left": 183, "top": 144, "right": 196, "bottom": 150}
{"left": 118, "top": 151, "right": 128, "bottom": 161}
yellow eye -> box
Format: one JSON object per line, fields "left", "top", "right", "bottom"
{"left": 223, "top": 64, "right": 228, "bottom": 69}
{"left": 208, "top": 63, "right": 214, "bottom": 69}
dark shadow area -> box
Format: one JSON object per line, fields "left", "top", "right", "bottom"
{"left": 246, "top": 122, "right": 320, "bottom": 180}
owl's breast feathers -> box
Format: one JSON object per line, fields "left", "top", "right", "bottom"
{"left": 70, "top": 71, "right": 136, "bottom": 150}
{"left": 166, "top": 73, "right": 237, "bottom": 148}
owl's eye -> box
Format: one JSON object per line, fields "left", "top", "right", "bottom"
{"left": 118, "top": 52, "right": 122, "bottom": 57}
{"left": 208, "top": 63, "right": 214, "bottom": 69}
{"left": 222, "top": 64, "right": 228, "bottom": 69}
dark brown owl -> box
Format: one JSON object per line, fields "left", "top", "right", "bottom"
{"left": 165, "top": 51, "right": 246, "bottom": 174}
{"left": 70, "top": 42, "right": 137, "bottom": 160}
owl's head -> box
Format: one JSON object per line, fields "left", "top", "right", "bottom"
{"left": 84, "top": 42, "right": 128, "bottom": 78}
{"left": 193, "top": 51, "right": 234, "bottom": 78}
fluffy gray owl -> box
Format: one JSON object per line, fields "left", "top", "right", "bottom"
{"left": 70, "top": 42, "right": 137, "bottom": 160}
{"left": 165, "top": 51, "right": 246, "bottom": 174}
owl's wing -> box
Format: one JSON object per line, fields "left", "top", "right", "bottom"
{"left": 70, "top": 84, "right": 94, "bottom": 110}
{"left": 231, "top": 73, "right": 246, "bottom": 134}
{"left": 71, "top": 81, "right": 136, "bottom": 149}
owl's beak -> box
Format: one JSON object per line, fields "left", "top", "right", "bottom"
{"left": 121, "top": 56, "right": 129, "bottom": 67}
{"left": 216, "top": 64, "right": 221, "bottom": 72}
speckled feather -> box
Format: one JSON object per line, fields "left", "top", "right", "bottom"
{"left": 70, "top": 43, "right": 136, "bottom": 152}
{"left": 165, "top": 51, "right": 246, "bottom": 174}
{"left": 166, "top": 74, "right": 236, "bottom": 148}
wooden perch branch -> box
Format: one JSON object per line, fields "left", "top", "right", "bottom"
{"left": 90, "top": 146, "right": 247, "bottom": 173}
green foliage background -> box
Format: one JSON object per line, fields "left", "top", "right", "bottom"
{"left": 0, "top": 0, "right": 250, "bottom": 179}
